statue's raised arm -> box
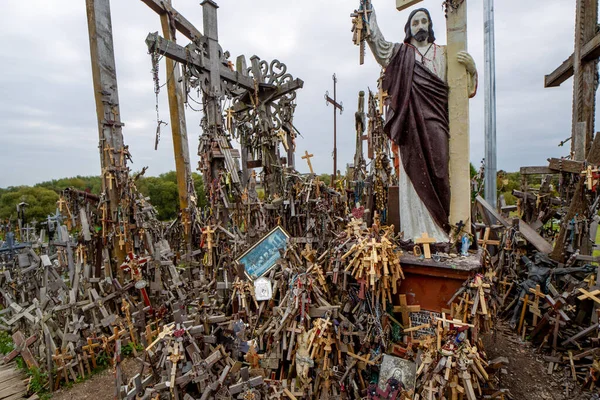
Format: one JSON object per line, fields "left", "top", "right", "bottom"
{"left": 364, "top": 5, "right": 396, "bottom": 68}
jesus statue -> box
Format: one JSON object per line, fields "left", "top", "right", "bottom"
{"left": 365, "top": 4, "right": 477, "bottom": 242}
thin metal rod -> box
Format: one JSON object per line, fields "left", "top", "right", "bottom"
{"left": 484, "top": 0, "right": 497, "bottom": 208}
{"left": 333, "top": 74, "right": 337, "bottom": 184}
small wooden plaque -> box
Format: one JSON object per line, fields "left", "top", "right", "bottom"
{"left": 396, "top": 0, "right": 423, "bottom": 12}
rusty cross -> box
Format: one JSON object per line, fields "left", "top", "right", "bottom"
{"left": 325, "top": 74, "right": 343, "bottom": 184}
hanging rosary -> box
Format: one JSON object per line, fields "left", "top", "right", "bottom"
{"left": 151, "top": 48, "right": 168, "bottom": 150}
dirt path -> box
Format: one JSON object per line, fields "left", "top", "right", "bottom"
{"left": 483, "top": 322, "right": 596, "bottom": 400}
{"left": 50, "top": 358, "right": 139, "bottom": 400}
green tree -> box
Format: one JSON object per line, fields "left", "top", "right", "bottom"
{"left": 0, "top": 186, "right": 59, "bottom": 223}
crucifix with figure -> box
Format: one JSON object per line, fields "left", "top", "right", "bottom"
{"left": 357, "top": 0, "right": 477, "bottom": 243}
{"left": 145, "top": 0, "right": 303, "bottom": 215}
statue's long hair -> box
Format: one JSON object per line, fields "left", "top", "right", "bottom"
{"left": 403, "top": 8, "right": 436, "bottom": 44}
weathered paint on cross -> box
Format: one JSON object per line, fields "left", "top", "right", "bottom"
{"left": 141, "top": 0, "right": 196, "bottom": 258}
{"left": 85, "top": 0, "right": 127, "bottom": 264}
{"left": 446, "top": 0, "right": 472, "bottom": 234}
{"left": 545, "top": 0, "right": 599, "bottom": 160}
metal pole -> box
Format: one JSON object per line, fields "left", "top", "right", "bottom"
{"left": 484, "top": 0, "right": 497, "bottom": 208}
{"left": 333, "top": 74, "right": 338, "bottom": 185}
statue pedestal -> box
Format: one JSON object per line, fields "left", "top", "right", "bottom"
{"left": 397, "top": 250, "right": 482, "bottom": 313}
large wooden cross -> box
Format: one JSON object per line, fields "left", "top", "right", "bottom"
{"left": 145, "top": 1, "right": 303, "bottom": 210}
{"left": 396, "top": 0, "right": 472, "bottom": 232}
{"left": 140, "top": 0, "right": 197, "bottom": 257}
{"left": 545, "top": 0, "right": 599, "bottom": 160}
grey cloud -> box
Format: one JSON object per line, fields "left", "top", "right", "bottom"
{"left": 0, "top": 0, "right": 595, "bottom": 187}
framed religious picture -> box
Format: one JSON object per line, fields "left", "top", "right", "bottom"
{"left": 236, "top": 226, "right": 290, "bottom": 279}
{"left": 378, "top": 354, "right": 416, "bottom": 391}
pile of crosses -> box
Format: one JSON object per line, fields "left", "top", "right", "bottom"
{"left": 473, "top": 194, "right": 600, "bottom": 394}
{"left": 497, "top": 250, "right": 600, "bottom": 393}
{"left": 0, "top": 197, "right": 508, "bottom": 400}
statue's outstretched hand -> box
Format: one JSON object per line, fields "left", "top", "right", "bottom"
{"left": 457, "top": 51, "right": 476, "bottom": 75}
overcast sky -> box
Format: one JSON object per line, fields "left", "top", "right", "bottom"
{"left": 0, "top": 0, "right": 589, "bottom": 187}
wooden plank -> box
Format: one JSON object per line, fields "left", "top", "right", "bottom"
{"left": 545, "top": 55, "right": 574, "bottom": 88}
{"left": 520, "top": 166, "right": 553, "bottom": 175}
{"left": 0, "top": 381, "right": 27, "bottom": 399}
{"left": 475, "top": 196, "right": 510, "bottom": 228}
{"left": 396, "top": 0, "right": 423, "bottom": 11}
{"left": 581, "top": 31, "right": 600, "bottom": 61}
{"left": 140, "top": 0, "right": 203, "bottom": 41}
{"left": 519, "top": 220, "right": 553, "bottom": 254}
{"left": 548, "top": 158, "right": 584, "bottom": 174}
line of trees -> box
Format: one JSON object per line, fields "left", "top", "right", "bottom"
{"left": 0, "top": 168, "right": 524, "bottom": 225}
{"left": 0, "top": 172, "right": 207, "bottom": 223}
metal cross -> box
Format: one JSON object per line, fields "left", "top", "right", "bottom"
{"left": 325, "top": 74, "right": 343, "bottom": 185}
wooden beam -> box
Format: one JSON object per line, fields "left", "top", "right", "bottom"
{"left": 519, "top": 220, "right": 553, "bottom": 254}
{"left": 547, "top": 157, "right": 584, "bottom": 174}
{"left": 475, "top": 196, "right": 510, "bottom": 228}
{"left": 140, "top": 0, "right": 203, "bottom": 41}
{"left": 447, "top": 1, "right": 472, "bottom": 234}
{"left": 581, "top": 31, "right": 600, "bottom": 61}
{"left": 520, "top": 166, "right": 553, "bottom": 175}
{"left": 545, "top": 55, "right": 574, "bottom": 88}
{"left": 85, "top": 0, "right": 127, "bottom": 264}
{"left": 159, "top": 0, "right": 194, "bottom": 256}
{"left": 544, "top": 31, "right": 600, "bottom": 88}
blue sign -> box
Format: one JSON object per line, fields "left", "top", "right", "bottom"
{"left": 237, "top": 226, "right": 289, "bottom": 279}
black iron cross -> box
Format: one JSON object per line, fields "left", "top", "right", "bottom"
{"left": 325, "top": 74, "right": 343, "bottom": 184}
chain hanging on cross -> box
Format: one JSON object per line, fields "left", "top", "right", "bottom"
{"left": 150, "top": 48, "right": 168, "bottom": 150}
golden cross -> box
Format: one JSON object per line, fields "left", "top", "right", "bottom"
{"left": 393, "top": 294, "right": 421, "bottom": 327}
{"left": 415, "top": 232, "right": 436, "bottom": 259}
{"left": 301, "top": 150, "right": 315, "bottom": 174}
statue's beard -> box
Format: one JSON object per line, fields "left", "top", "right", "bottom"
{"left": 414, "top": 30, "right": 429, "bottom": 42}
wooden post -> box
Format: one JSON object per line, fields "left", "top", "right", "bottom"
{"left": 552, "top": 132, "right": 600, "bottom": 261}
{"left": 86, "top": 0, "right": 126, "bottom": 264}
{"left": 446, "top": 1, "right": 472, "bottom": 233}
{"left": 159, "top": 0, "right": 195, "bottom": 258}
{"left": 572, "top": 0, "right": 598, "bottom": 157}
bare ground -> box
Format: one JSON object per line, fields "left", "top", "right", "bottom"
{"left": 483, "top": 321, "right": 597, "bottom": 400}
{"left": 49, "top": 358, "right": 139, "bottom": 400}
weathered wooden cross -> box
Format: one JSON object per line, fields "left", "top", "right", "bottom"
{"left": 415, "top": 232, "right": 436, "bottom": 259}
{"left": 545, "top": 0, "right": 600, "bottom": 160}
{"left": 145, "top": 0, "right": 303, "bottom": 212}
{"left": 3, "top": 332, "right": 38, "bottom": 369}
{"left": 396, "top": 0, "right": 473, "bottom": 232}
{"left": 393, "top": 294, "right": 421, "bottom": 326}
{"left": 301, "top": 151, "right": 315, "bottom": 175}
{"left": 140, "top": 0, "right": 197, "bottom": 254}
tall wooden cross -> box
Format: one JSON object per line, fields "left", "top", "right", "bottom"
{"left": 545, "top": 0, "right": 599, "bottom": 161}
{"left": 140, "top": 0, "right": 197, "bottom": 256}
{"left": 145, "top": 0, "right": 303, "bottom": 215}
{"left": 396, "top": 0, "right": 472, "bottom": 232}
{"left": 85, "top": 0, "right": 128, "bottom": 263}
{"left": 325, "top": 74, "right": 344, "bottom": 185}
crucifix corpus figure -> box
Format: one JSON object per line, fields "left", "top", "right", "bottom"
{"left": 361, "top": 1, "right": 478, "bottom": 242}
